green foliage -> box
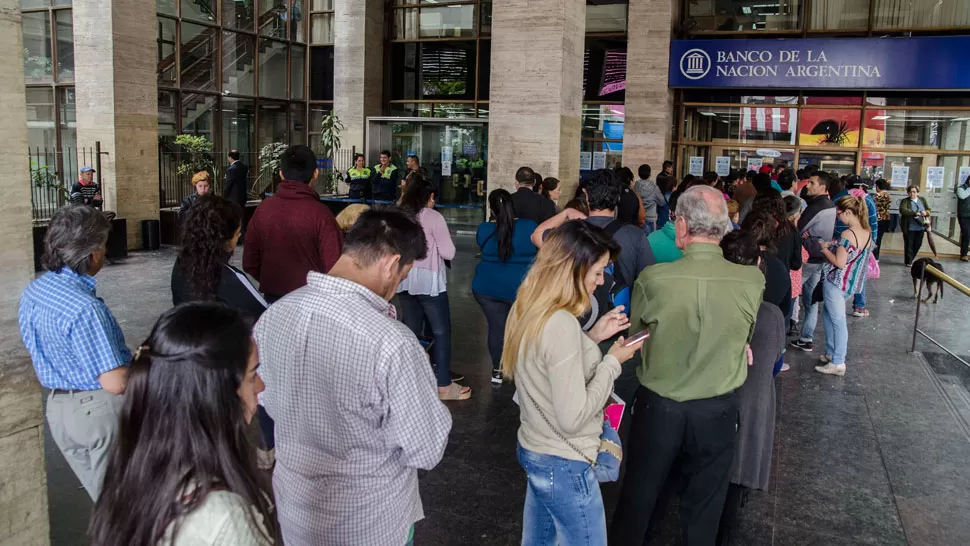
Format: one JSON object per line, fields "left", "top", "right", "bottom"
{"left": 174, "top": 134, "right": 215, "bottom": 177}
{"left": 257, "top": 141, "right": 288, "bottom": 187}
{"left": 30, "top": 161, "right": 69, "bottom": 202}
{"left": 317, "top": 111, "right": 345, "bottom": 194}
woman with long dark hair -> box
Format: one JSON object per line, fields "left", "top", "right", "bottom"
{"left": 90, "top": 302, "right": 278, "bottom": 546}
{"left": 397, "top": 176, "right": 470, "bottom": 400}
{"left": 472, "top": 189, "right": 538, "bottom": 384}
{"left": 536, "top": 177, "right": 562, "bottom": 204}
{"left": 172, "top": 195, "right": 266, "bottom": 318}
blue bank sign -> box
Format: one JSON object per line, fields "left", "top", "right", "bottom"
{"left": 669, "top": 37, "right": 970, "bottom": 90}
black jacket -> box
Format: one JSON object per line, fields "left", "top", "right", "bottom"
{"left": 178, "top": 193, "right": 199, "bottom": 223}
{"left": 171, "top": 263, "right": 267, "bottom": 320}
{"left": 223, "top": 161, "right": 250, "bottom": 208}
{"left": 510, "top": 187, "right": 557, "bottom": 225}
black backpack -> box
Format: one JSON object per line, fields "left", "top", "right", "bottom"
{"left": 579, "top": 221, "right": 632, "bottom": 331}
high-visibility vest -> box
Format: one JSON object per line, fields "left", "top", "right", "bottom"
{"left": 348, "top": 167, "right": 372, "bottom": 179}
{"left": 374, "top": 164, "right": 398, "bottom": 178}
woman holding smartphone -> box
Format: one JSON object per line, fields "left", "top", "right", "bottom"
{"left": 503, "top": 220, "right": 645, "bottom": 546}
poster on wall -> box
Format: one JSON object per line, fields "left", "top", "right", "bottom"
{"left": 959, "top": 166, "right": 970, "bottom": 188}
{"left": 442, "top": 161, "right": 452, "bottom": 176}
{"left": 715, "top": 156, "right": 731, "bottom": 177}
{"left": 580, "top": 152, "right": 592, "bottom": 171}
{"left": 891, "top": 165, "right": 910, "bottom": 188}
{"left": 592, "top": 152, "right": 607, "bottom": 170}
{"left": 926, "top": 166, "right": 945, "bottom": 189}
{"left": 688, "top": 156, "right": 704, "bottom": 176}
{"left": 746, "top": 157, "right": 763, "bottom": 172}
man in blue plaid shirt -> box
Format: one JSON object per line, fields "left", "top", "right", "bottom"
{"left": 19, "top": 206, "right": 130, "bottom": 500}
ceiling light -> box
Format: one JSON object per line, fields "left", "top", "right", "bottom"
{"left": 700, "top": 112, "right": 717, "bottom": 117}
{"left": 871, "top": 115, "right": 891, "bottom": 120}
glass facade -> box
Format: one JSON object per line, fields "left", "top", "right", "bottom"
{"left": 581, "top": 1, "right": 628, "bottom": 173}
{"left": 21, "top": 0, "right": 77, "bottom": 185}
{"left": 684, "top": 0, "right": 970, "bottom": 33}
{"left": 158, "top": 0, "right": 320, "bottom": 204}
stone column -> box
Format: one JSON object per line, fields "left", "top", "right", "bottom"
{"left": 73, "top": 0, "right": 159, "bottom": 249}
{"left": 334, "top": 0, "right": 383, "bottom": 157}
{"left": 622, "top": 0, "right": 677, "bottom": 173}
{"left": 0, "top": 2, "right": 50, "bottom": 545}
{"left": 487, "top": 0, "right": 586, "bottom": 201}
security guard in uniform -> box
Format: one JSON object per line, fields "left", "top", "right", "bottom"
{"left": 346, "top": 153, "right": 372, "bottom": 199}
{"left": 371, "top": 149, "right": 400, "bottom": 202}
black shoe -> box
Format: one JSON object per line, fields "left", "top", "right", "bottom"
{"left": 450, "top": 371, "right": 465, "bottom": 383}
{"left": 788, "top": 320, "right": 799, "bottom": 337}
{"left": 790, "top": 339, "right": 814, "bottom": 352}
{"left": 491, "top": 370, "right": 503, "bottom": 384}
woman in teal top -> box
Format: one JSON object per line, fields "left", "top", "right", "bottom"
{"left": 473, "top": 189, "right": 538, "bottom": 384}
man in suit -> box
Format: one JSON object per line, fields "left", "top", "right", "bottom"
{"left": 509, "top": 166, "right": 556, "bottom": 224}
{"left": 224, "top": 149, "right": 250, "bottom": 214}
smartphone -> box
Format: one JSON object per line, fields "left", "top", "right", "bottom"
{"left": 624, "top": 330, "right": 650, "bottom": 347}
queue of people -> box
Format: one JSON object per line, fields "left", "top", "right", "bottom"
{"left": 20, "top": 144, "right": 894, "bottom": 546}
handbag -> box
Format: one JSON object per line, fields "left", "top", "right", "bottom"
{"left": 519, "top": 386, "right": 622, "bottom": 482}
{"left": 866, "top": 252, "right": 880, "bottom": 279}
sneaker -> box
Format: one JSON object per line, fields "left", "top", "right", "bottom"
{"left": 257, "top": 447, "right": 276, "bottom": 470}
{"left": 790, "top": 339, "right": 814, "bottom": 352}
{"left": 814, "top": 363, "right": 846, "bottom": 376}
{"left": 780, "top": 362, "right": 791, "bottom": 372}
{"left": 491, "top": 370, "right": 504, "bottom": 384}
{"left": 820, "top": 354, "right": 832, "bottom": 363}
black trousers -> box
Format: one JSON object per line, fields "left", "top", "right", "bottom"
{"left": 610, "top": 387, "right": 740, "bottom": 546}
{"left": 904, "top": 230, "right": 924, "bottom": 265}
{"left": 715, "top": 483, "right": 748, "bottom": 546}
{"left": 472, "top": 292, "right": 512, "bottom": 371}
{"left": 874, "top": 219, "right": 891, "bottom": 260}
{"left": 959, "top": 216, "right": 970, "bottom": 258}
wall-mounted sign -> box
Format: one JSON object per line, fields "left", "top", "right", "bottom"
{"left": 669, "top": 37, "right": 970, "bottom": 89}
{"left": 442, "top": 160, "right": 452, "bottom": 176}
{"left": 688, "top": 156, "right": 704, "bottom": 176}
{"left": 891, "top": 165, "right": 910, "bottom": 188}
{"left": 580, "top": 152, "right": 592, "bottom": 171}
{"left": 463, "top": 143, "right": 477, "bottom": 156}
{"left": 926, "top": 166, "right": 944, "bottom": 189}
{"left": 592, "top": 152, "right": 607, "bottom": 170}
{"left": 756, "top": 148, "right": 782, "bottom": 158}
{"left": 746, "top": 157, "right": 763, "bottom": 171}
{"left": 715, "top": 156, "right": 731, "bottom": 177}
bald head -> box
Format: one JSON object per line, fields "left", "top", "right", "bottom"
{"left": 675, "top": 185, "right": 732, "bottom": 249}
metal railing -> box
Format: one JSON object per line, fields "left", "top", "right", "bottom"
{"left": 911, "top": 264, "right": 970, "bottom": 369}
{"left": 28, "top": 144, "right": 102, "bottom": 222}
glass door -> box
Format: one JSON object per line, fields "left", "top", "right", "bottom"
{"left": 798, "top": 150, "right": 857, "bottom": 178}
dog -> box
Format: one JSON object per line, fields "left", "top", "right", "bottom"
{"left": 911, "top": 258, "right": 944, "bottom": 303}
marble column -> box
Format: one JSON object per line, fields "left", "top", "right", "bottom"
{"left": 334, "top": 0, "right": 383, "bottom": 158}
{"left": 487, "top": 0, "right": 586, "bottom": 202}
{"left": 73, "top": 0, "right": 159, "bottom": 249}
{"left": 622, "top": 0, "right": 678, "bottom": 173}
{"left": 0, "top": 1, "right": 49, "bottom": 545}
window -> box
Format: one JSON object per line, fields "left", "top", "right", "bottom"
{"left": 223, "top": 0, "right": 254, "bottom": 31}
{"left": 181, "top": 0, "right": 215, "bottom": 24}
{"left": 222, "top": 31, "right": 256, "bottom": 96}
{"left": 809, "top": 0, "right": 870, "bottom": 30}
{"left": 687, "top": 0, "right": 803, "bottom": 32}
{"left": 309, "top": 46, "right": 334, "bottom": 101}
{"left": 683, "top": 105, "right": 799, "bottom": 145}
{"left": 158, "top": 18, "right": 177, "bottom": 86}
{"left": 799, "top": 109, "right": 861, "bottom": 147}
{"left": 873, "top": 0, "right": 970, "bottom": 29}
{"left": 258, "top": 38, "right": 288, "bottom": 99}
{"left": 391, "top": 41, "right": 477, "bottom": 101}
{"left": 584, "top": 38, "right": 627, "bottom": 102}
{"left": 180, "top": 22, "right": 219, "bottom": 92}
{"left": 291, "top": 45, "right": 306, "bottom": 100}
{"left": 586, "top": 1, "right": 627, "bottom": 33}
{"left": 54, "top": 9, "right": 73, "bottom": 81}
{"left": 863, "top": 110, "right": 970, "bottom": 151}
{"left": 22, "top": 12, "right": 52, "bottom": 83}
{"left": 395, "top": 5, "right": 477, "bottom": 39}
{"left": 26, "top": 87, "right": 56, "bottom": 150}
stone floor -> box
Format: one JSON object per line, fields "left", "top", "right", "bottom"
{"left": 44, "top": 236, "right": 970, "bottom": 546}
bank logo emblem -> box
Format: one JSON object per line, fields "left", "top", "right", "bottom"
{"left": 680, "top": 49, "right": 711, "bottom": 80}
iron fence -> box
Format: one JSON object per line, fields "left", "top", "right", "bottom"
{"left": 28, "top": 145, "right": 101, "bottom": 222}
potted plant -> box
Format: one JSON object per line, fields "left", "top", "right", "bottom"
{"left": 256, "top": 141, "right": 287, "bottom": 196}
{"left": 174, "top": 134, "right": 215, "bottom": 181}
{"left": 316, "top": 110, "right": 345, "bottom": 195}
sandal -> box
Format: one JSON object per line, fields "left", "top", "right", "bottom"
{"left": 438, "top": 382, "right": 472, "bottom": 401}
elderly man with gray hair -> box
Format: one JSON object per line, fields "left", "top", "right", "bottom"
{"left": 610, "top": 185, "right": 765, "bottom": 545}
{"left": 19, "top": 205, "right": 130, "bottom": 500}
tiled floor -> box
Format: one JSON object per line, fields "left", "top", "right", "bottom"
{"left": 44, "top": 237, "right": 970, "bottom": 545}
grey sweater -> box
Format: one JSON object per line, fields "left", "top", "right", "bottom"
{"left": 634, "top": 178, "right": 666, "bottom": 223}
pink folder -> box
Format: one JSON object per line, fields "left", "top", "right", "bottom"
{"left": 604, "top": 392, "right": 626, "bottom": 430}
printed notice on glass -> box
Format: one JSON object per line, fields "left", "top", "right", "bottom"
{"left": 592, "top": 152, "right": 607, "bottom": 170}
{"left": 688, "top": 156, "right": 704, "bottom": 176}
{"left": 926, "top": 166, "right": 944, "bottom": 189}
{"left": 959, "top": 166, "right": 970, "bottom": 189}
{"left": 746, "top": 157, "right": 763, "bottom": 172}
{"left": 891, "top": 165, "right": 910, "bottom": 188}
{"left": 579, "top": 152, "right": 592, "bottom": 171}
{"left": 715, "top": 156, "right": 731, "bottom": 177}
{"left": 441, "top": 160, "right": 452, "bottom": 176}
{"left": 441, "top": 146, "right": 453, "bottom": 164}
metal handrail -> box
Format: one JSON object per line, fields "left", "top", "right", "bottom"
{"left": 911, "top": 264, "right": 970, "bottom": 369}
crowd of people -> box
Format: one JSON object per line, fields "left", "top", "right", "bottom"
{"left": 17, "top": 143, "right": 908, "bottom": 545}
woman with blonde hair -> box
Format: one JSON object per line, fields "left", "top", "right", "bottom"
{"left": 335, "top": 204, "right": 370, "bottom": 232}
{"left": 504, "top": 220, "right": 644, "bottom": 546}
{"left": 815, "top": 195, "right": 872, "bottom": 376}
{"left": 179, "top": 171, "right": 212, "bottom": 222}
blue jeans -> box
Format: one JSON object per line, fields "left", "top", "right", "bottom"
{"left": 643, "top": 221, "right": 656, "bottom": 236}
{"left": 799, "top": 263, "right": 823, "bottom": 341}
{"left": 517, "top": 444, "right": 607, "bottom": 546}
{"left": 853, "top": 284, "right": 866, "bottom": 309}
{"left": 399, "top": 291, "right": 452, "bottom": 388}
{"left": 822, "top": 281, "right": 849, "bottom": 365}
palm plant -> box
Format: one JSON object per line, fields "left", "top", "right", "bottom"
{"left": 317, "top": 110, "right": 344, "bottom": 194}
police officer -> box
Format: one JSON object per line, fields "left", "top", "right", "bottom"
{"left": 346, "top": 154, "right": 372, "bottom": 200}
{"left": 372, "top": 150, "right": 400, "bottom": 202}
